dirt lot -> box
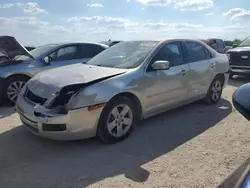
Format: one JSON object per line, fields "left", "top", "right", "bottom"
{"left": 0, "top": 77, "right": 250, "bottom": 188}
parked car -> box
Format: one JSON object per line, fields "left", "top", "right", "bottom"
{"left": 0, "top": 36, "right": 108, "bottom": 105}
{"left": 100, "top": 40, "right": 122, "bottom": 47}
{"left": 218, "top": 83, "right": 250, "bottom": 188}
{"left": 16, "top": 39, "right": 230, "bottom": 143}
{"left": 233, "top": 83, "right": 250, "bottom": 121}
{"left": 226, "top": 36, "right": 250, "bottom": 78}
{"left": 201, "top": 38, "right": 226, "bottom": 54}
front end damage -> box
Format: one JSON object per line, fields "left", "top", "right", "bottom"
{"left": 16, "top": 84, "right": 105, "bottom": 140}
{"left": 15, "top": 74, "right": 123, "bottom": 140}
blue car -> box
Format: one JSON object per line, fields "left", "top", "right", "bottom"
{"left": 0, "top": 36, "right": 108, "bottom": 105}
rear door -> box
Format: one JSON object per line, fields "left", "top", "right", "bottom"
{"left": 183, "top": 41, "right": 215, "bottom": 98}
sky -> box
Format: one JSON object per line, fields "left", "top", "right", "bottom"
{"left": 0, "top": 0, "right": 249, "bottom": 46}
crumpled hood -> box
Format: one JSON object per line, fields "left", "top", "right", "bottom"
{"left": 0, "top": 36, "right": 33, "bottom": 59}
{"left": 27, "top": 64, "right": 127, "bottom": 98}
{"left": 227, "top": 46, "right": 250, "bottom": 53}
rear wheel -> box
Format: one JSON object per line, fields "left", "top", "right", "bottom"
{"left": 204, "top": 76, "right": 223, "bottom": 105}
{"left": 97, "top": 96, "right": 137, "bottom": 144}
{"left": 6, "top": 76, "right": 30, "bottom": 105}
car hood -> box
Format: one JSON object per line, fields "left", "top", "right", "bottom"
{"left": 0, "top": 36, "right": 33, "bottom": 59}
{"left": 227, "top": 46, "right": 250, "bottom": 53}
{"left": 27, "top": 64, "right": 127, "bottom": 98}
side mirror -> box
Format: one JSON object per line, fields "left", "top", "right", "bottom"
{"left": 151, "top": 60, "right": 170, "bottom": 70}
{"left": 232, "top": 44, "right": 238, "bottom": 48}
{"left": 43, "top": 56, "right": 51, "bottom": 65}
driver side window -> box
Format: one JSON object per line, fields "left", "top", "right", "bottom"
{"left": 48, "top": 46, "right": 78, "bottom": 61}
{"left": 151, "top": 42, "right": 184, "bottom": 68}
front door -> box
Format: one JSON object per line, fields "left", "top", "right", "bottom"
{"left": 143, "top": 41, "right": 190, "bottom": 115}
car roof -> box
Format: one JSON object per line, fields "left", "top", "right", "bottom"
{"left": 109, "top": 39, "right": 208, "bottom": 44}
{"left": 160, "top": 38, "right": 206, "bottom": 43}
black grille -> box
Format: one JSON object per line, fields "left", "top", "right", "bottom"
{"left": 230, "top": 51, "right": 250, "bottom": 66}
{"left": 25, "top": 88, "right": 47, "bottom": 105}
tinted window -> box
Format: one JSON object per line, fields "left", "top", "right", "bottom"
{"left": 151, "top": 42, "right": 184, "bottom": 67}
{"left": 48, "top": 46, "right": 78, "bottom": 61}
{"left": 80, "top": 44, "right": 105, "bottom": 58}
{"left": 184, "top": 41, "right": 211, "bottom": 62}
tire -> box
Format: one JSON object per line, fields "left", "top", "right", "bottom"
{"left": 97, "top": 96, "right": 138, "bottom": 144}
{"left": 204, "top": 76, "right": 223, "bottom": 105}
{"left": 5, "top": 75, "right": 30, "bottom": 106}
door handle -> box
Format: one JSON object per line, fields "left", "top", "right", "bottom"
{"left": 180, "top": 70, "right": 186, "bottom": 75}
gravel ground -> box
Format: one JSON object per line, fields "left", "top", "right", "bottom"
{"left": 0, "top": 77, "right": 250, "bottom": 188}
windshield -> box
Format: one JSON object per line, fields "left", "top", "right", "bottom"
{"left": 239, "top": 37, "right": 250, "bottom": 47}
{"left": 86, "top": 41, "right": 159, "bottom": 69}
{"left": 15, "top": 44, "right": 58, "bottom": 61}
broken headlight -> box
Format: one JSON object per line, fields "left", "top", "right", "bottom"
{"left": 48, "top": 86, "right": 82, "bottom": 114}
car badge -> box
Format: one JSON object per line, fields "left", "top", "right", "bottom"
{"left": 241, "top": 55, "right": 248, "bottom": 59}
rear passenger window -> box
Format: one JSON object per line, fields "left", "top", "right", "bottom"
{"left": 184, "top": 41, "right": 211, "bottom": 62}
{"left": 80, "top": 44, "right": 105, "bottom": 58}
{"left": 151, "top": 42, "right": 184, "bottom": 67}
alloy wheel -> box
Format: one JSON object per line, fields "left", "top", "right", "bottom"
{"left": 107, "top": 104, "right": 133, "bottom": 138}
{"left": 211, "top": 80, "right": 222, "bottom": 101}
{"left": 7, "top": 81, "right": 26, "bottom": 103}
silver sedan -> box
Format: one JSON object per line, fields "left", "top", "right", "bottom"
{"left": 16, "top": 39, "right": 230, "bottom": 143}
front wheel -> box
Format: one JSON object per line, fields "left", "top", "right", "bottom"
{"left": 97, "top": 96, "right": 137, "bottom": 144}
{"left": 204, "top": 76, "right": 223, "bottom": 105}
{"left": 6, "top": 76, "right": 30, "bottom": 105}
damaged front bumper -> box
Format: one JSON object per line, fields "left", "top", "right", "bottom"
{"left": 15, "top": 93, "right": 104, "bottom": 140}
